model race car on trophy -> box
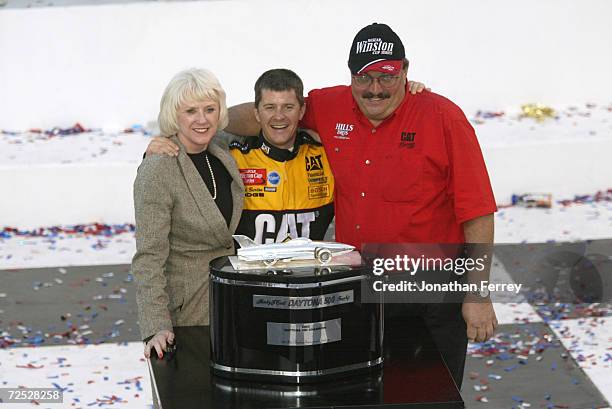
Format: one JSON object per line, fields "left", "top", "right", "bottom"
{"left": 233, "top": 235, "right": 355, "bottom": 266}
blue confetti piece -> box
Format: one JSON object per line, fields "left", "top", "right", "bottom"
{"left": 504, "top": 365, "right": 518, "bottom": 372}
{"left": 496, "top": 352, "right": 513, "bottom": 361}
{"left": 52, "top": 382, "right": 68, "bottom": 392}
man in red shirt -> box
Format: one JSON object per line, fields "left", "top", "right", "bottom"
{"left": 226, "top": 23, "right": 497, "bottom": 388}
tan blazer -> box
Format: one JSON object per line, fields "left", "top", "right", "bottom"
{"left": 132, "top": 135, "right": 244, "bottom": 340}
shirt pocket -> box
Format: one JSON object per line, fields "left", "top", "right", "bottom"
{"left": 382, "top": 153, "right": 423, "bottom": 203}
{"left": 327, "top": 145, "right": 359, "bottom": 187}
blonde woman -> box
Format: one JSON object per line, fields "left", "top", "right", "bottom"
{"left": 132, "top": 68, "right": 243, "bottom": 360}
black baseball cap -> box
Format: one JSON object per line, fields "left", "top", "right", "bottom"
{"left": 348, "top": 23, "right": 405, "bottom": 75}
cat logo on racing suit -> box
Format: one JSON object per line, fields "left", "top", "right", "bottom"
{"left": 305, "top": 155, "right": 323, "bottom": 172}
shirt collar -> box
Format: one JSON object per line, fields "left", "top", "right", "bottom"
{"left": 257, "top": 131, "right": 302, "bottom": 162}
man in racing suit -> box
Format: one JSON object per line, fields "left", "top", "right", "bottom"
{"left": 230, "top": 69, "right": 334, "bottom": 243}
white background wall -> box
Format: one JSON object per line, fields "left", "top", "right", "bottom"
{"left": 1, "top": 0, "right": 611, "bottom": 227}
{"left": 2, "top": 0, "right": 612, "bottom": 129}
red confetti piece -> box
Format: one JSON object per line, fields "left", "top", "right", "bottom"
{"left": 16, "top": 363, "right": 44, "bottom": 369}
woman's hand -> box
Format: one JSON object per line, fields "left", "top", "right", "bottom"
{"left": 144, "top": 330, "right": 175, "bottom": 359}
{"left": 146, "top": 136, "right": 179, "bottom": 157}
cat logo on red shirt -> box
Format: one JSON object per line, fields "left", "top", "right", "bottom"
{"left": 400, "top": 132, "right": 416, "bottom": 149}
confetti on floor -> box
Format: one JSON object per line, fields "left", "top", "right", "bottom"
{"left": 0, "top": 264, "right": 139, "bottom": 349}
{"left": 549, "top": 316, "right": 612, "bottom": 405}
{"left": 494, "top": 303, "right": 543, "bottom": 325}
{"left": 464, "top": 322, "right": 609, "bottom": 409}
{"left": 0, "top": 229, "right": 135, "bottom": 270}
{"left": 0, "top": 342, "right": 153, "bottom": 408}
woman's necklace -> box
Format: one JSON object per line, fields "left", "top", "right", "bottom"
{"left": 205, "top": 153, "right": 217, "bottom": 200}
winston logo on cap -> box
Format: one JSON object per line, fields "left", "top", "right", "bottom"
{"left": 355, "top": 38, "right": 395, "bottom": 56}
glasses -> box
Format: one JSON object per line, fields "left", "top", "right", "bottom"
{"left": 351, "top": 73, "right": 400, "bottom": 88}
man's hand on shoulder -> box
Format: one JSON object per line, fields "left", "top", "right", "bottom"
{"left": 407, "top": 80, "right": 430, "bottom": 95}
{"left": 146, "top": 136, "right": 179, "bottom": 157}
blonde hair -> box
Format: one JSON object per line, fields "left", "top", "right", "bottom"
{"left": 158, "top": 68, "right": 228, "bottom": 137}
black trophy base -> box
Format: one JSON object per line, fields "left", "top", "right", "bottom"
{"left": 149, "top": 317, "right": 465, "bottom": 409}
{"left": 210, "top": 358, "right": 383, "bottom": 384}
{"left": 209, "top": 257, "right": 383, "bottom": 384}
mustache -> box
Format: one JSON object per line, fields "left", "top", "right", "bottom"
{"left": 362, "top": 92, "right": 391, "bottom": 100}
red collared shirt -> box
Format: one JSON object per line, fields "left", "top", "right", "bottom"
{"left": 301, "top": 86, "right": 497, "bottom": 248}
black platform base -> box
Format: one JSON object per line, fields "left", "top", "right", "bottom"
{"left": 149, "top": 317, "right": 464, "bottom": 409}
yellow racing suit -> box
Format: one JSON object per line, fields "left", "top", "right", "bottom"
{"left": 230, "top": 130, "right": 334, "bottom": 244}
